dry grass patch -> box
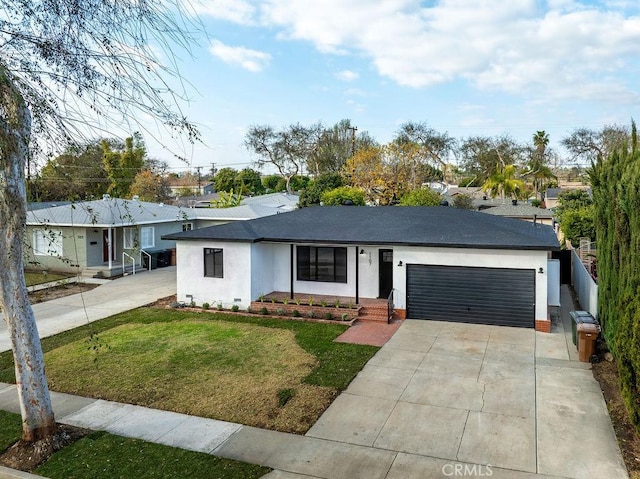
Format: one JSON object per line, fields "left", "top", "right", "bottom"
{"left": 44, "top": 320, "right": 330, "bottom": 433}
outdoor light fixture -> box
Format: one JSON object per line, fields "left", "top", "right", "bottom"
{"left": 359, "top": 249, "right": 371, "bottom": 265}
{"left": 359, "top": 249, "right": 366, "bottom": 256}
{"left": 398, "top": 261, "right": 403, "bottom": 267}
{"left": 538, "top": 267, "right": 544, "bottom": 274}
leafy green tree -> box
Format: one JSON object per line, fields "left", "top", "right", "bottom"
{"left": 213, "top": 167, "right": 238, "bottom": 193}
{"left": 555, "top": 189, "right": 592, "bottom": 216}
{"left": 210, "top": 190, "right": 243, "bottom": 208}
{"left": 298, "top": 173, "right": 344, "bottom": 207}
{"left": 321, "top": 186, "right": 365, "bottom": 206}
{"left": 398, "top": 188, "right": 443, "bottom": 206}
{"left": 102, "top": 133, "right": 146, "bottom": 198}
{"left": 36, "top": 141, "right": 109, "bottom": 201}
{"left": 482, "top": 164, "right": 524, "bottom": 202}
{"left": 262, "top": 174, "right": 282, "bottom": 192}
{"left": 558, "top": 206, "right": 595, "bottom": 245}
{"left": 235, "top": 168, "right": 264, "bottom": 195}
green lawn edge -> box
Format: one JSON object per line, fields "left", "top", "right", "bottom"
{"left": 0, "top": 411, "right": 270, "bottom": 479}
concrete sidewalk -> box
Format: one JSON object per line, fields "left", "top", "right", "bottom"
{"left": 0, "top": 284, "right": 627, "bottom": 479}
{"left": 0, "top": 267, "right": 176, "bottom": 353}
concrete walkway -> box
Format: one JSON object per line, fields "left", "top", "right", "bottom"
{"left": 0, "top": 267, "right": 177, "bottom": 353}
{"left": 0, "top": 284, "right": 627, "bottom": 479}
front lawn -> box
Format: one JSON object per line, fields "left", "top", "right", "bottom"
{"left": 24, "top": 271, "right": 73, "bottom": 287}
{"left": 0, "top": 309, "right": 378, "bottom": 434}
{"left": 0, "top": 411, "right": 270, "bottom": 478}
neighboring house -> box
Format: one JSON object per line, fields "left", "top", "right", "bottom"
{"left": 27, "top": 195, "right": 193, "bottom": 277}
{"left": 26, "top": 192, "right": 299, "bottom": 277}
{"left": 164, "top": 206, "right": 560, "bottom": 331}
{"left": 479, "top": 203, "right": 555, "bottom": 227}
{"left": 544, "top": 186, "right": 592, "bottom": 210}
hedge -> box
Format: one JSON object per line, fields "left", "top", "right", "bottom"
{"left": 590, "top": 121, "right": 640, "bottom": 431}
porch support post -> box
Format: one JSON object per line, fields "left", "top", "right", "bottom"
{"left": 107, "top": 227, "right": 113, "bottom": 270}
{"left": 355, "top": 245, "right": 359, "bottom": 304}
{"left": 290, "top": 244, "right": 294, "bottom": 300}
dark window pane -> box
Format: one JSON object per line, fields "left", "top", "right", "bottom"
{"left": 204, "top": 248, "right": 223, "bottom": 278}
{"left": 296, "top": 245, "right": 347, "bottom": 283}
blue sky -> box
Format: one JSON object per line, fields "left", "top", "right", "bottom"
{"left": 148, "top": 0, "right": 640, "bottom": 173}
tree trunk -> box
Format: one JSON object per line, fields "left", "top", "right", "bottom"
{"left": 0, "top": 67, "right": 56, "bottom": 441}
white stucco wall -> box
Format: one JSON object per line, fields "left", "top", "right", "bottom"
{"left": 393, "top": 246, "right": 549, "bottom": 320}
{"left": 176, "top": 240, "right": 251, "bottom": 308}
{"left": 175, "top": 240, "right": 550, "bottom": 320}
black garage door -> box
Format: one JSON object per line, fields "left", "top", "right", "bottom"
{"left": 406, "top": 264, "right": 535, "bottom": 328}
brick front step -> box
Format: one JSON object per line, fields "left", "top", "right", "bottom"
{"left": 356, "top": 315, "right": 390, "bottom": 323}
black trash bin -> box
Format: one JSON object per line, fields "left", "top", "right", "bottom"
{"left": 156, "top": 249, "right": 170, "bottom": 268}
{"left": 142, "top": 251, "right": 159, "bottom": 270}
{"left": 570, "top": 311, "right": 598, "bottom": 346}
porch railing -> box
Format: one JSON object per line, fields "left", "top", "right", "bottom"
{"left": 387, "top": 288, "right": 395, "bottom": 324}
{"left": 122, "top": 252, "right": 136, "bottom": 275}
{"left": 140, "top": 250, "right": 152, "bottom": 272}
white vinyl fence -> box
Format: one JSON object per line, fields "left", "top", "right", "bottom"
{"left": 571, "top": 249, "right": 598, "bottom": 317}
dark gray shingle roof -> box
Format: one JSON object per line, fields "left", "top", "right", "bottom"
{"left": 164, "top": 206, "right": 559, "bottom": 251}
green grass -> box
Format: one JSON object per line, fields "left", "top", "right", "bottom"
{"left": 0, "top": 411, "right": 270, "bottom": 478}
{"left": 24, "top": 272, "right": 73, "bottom": 287}
{"left": 0, "top": 309, "right": 378, "bottom": 433}
{"left": 0, "top": 410, "right": 22, "bottom": 452}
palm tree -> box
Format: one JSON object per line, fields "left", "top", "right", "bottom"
{"left": 526, "top": 131, "right": 555, "bottom": 200}
{"left": 482, "top": 164, "right": 524, "bottom": 203}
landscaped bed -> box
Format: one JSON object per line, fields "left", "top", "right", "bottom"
{"left": 0, "top": 308, "right": 379, "bottom": 434}
{"left": 0, "top": 410, "right": 270, "bottom": 478}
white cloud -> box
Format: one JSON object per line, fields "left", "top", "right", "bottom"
{"left": 208, "top": 40, "right": 271, "bottom": 72}
{"left": 335, "top": 70, "right": 359, "bottom": 81}
{"left": 192, "top": 0, "right": 256, "bottom": 24}
{"left": 249, "top": 0, "right": 640, "bottom": 103}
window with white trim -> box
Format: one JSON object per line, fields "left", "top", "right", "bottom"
{"left": 123, "top": 228, "right": 137, "bottom": 249}
{"left": 140, "top": 227, "right": 154, "bottom": 249}
{"left": 33, "top": 229, "right": 63, "bottom": 256}
{"left": 182, "top": 223, "right": 193, "bottom": 232}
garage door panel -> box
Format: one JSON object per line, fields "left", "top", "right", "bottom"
{"left": 406, "top": 264, "right": 534, "bottom": 328}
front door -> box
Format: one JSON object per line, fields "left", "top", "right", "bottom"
{"left": 379, "top": 249, "right": 393, "bottom": 298}
{"left": 102, "top": 229, "right": 115, "bottom": 262}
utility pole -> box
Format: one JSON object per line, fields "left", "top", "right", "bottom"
{"left": 195, "top": 166, "right": 202, "bottom": 195}
{"left": 347, "top": 126, "right": 358, "bottom": 156}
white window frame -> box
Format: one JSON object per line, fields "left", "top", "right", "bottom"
{"left": 140, "top": 226, "right": 155, "bottom": 249}
{"left": 182, "top": 223, "right": 193, "bottom": 232}
{"left": 123, "top": 228, "right": 137, "bottom": 249}
{"left": 33, "top": 229, "right": 63, "bottom": 256}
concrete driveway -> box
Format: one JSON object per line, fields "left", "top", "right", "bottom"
{"left": 0, "top": 267, "right": 176, "bottom": 353}
{"left": 304, "top": 312, "right": 626, "bottom": 478}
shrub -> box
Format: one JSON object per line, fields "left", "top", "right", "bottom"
{"left": 323, "top": 312, "right": 333, "bottom": 320}
{"left": 452, "top": 193, "right": 475, "bottom": 210}
{"left": 399, "top": 188, "right": 443, "bottom": 206}
{"left": 202, "top": 302, "right": 210, "bottom": 310}
{"left": 341, "top": 313, "right": 349, "bottom": 321}
{"left": 321, "top": 186, "right": 366, "bottom": 206}
{"left": 307, "top": 310, "right": 316, "bottom": 318}
{"left": 292, "top": 309, "right": 300, "bottom": 317}
{"left": 231, "top": 304, "right": 239, "bottom": 312}
{"left": 276, "top": 308, "right": 285, "bottom": 316}
{"left": 531, "top": 198, "right": 542, "bottom": 207}
{"left": 216, "top": 303, "right": 223, "bottom": 311}
{"left": 260, "top": 307, "right": 269, "bottom": 315}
